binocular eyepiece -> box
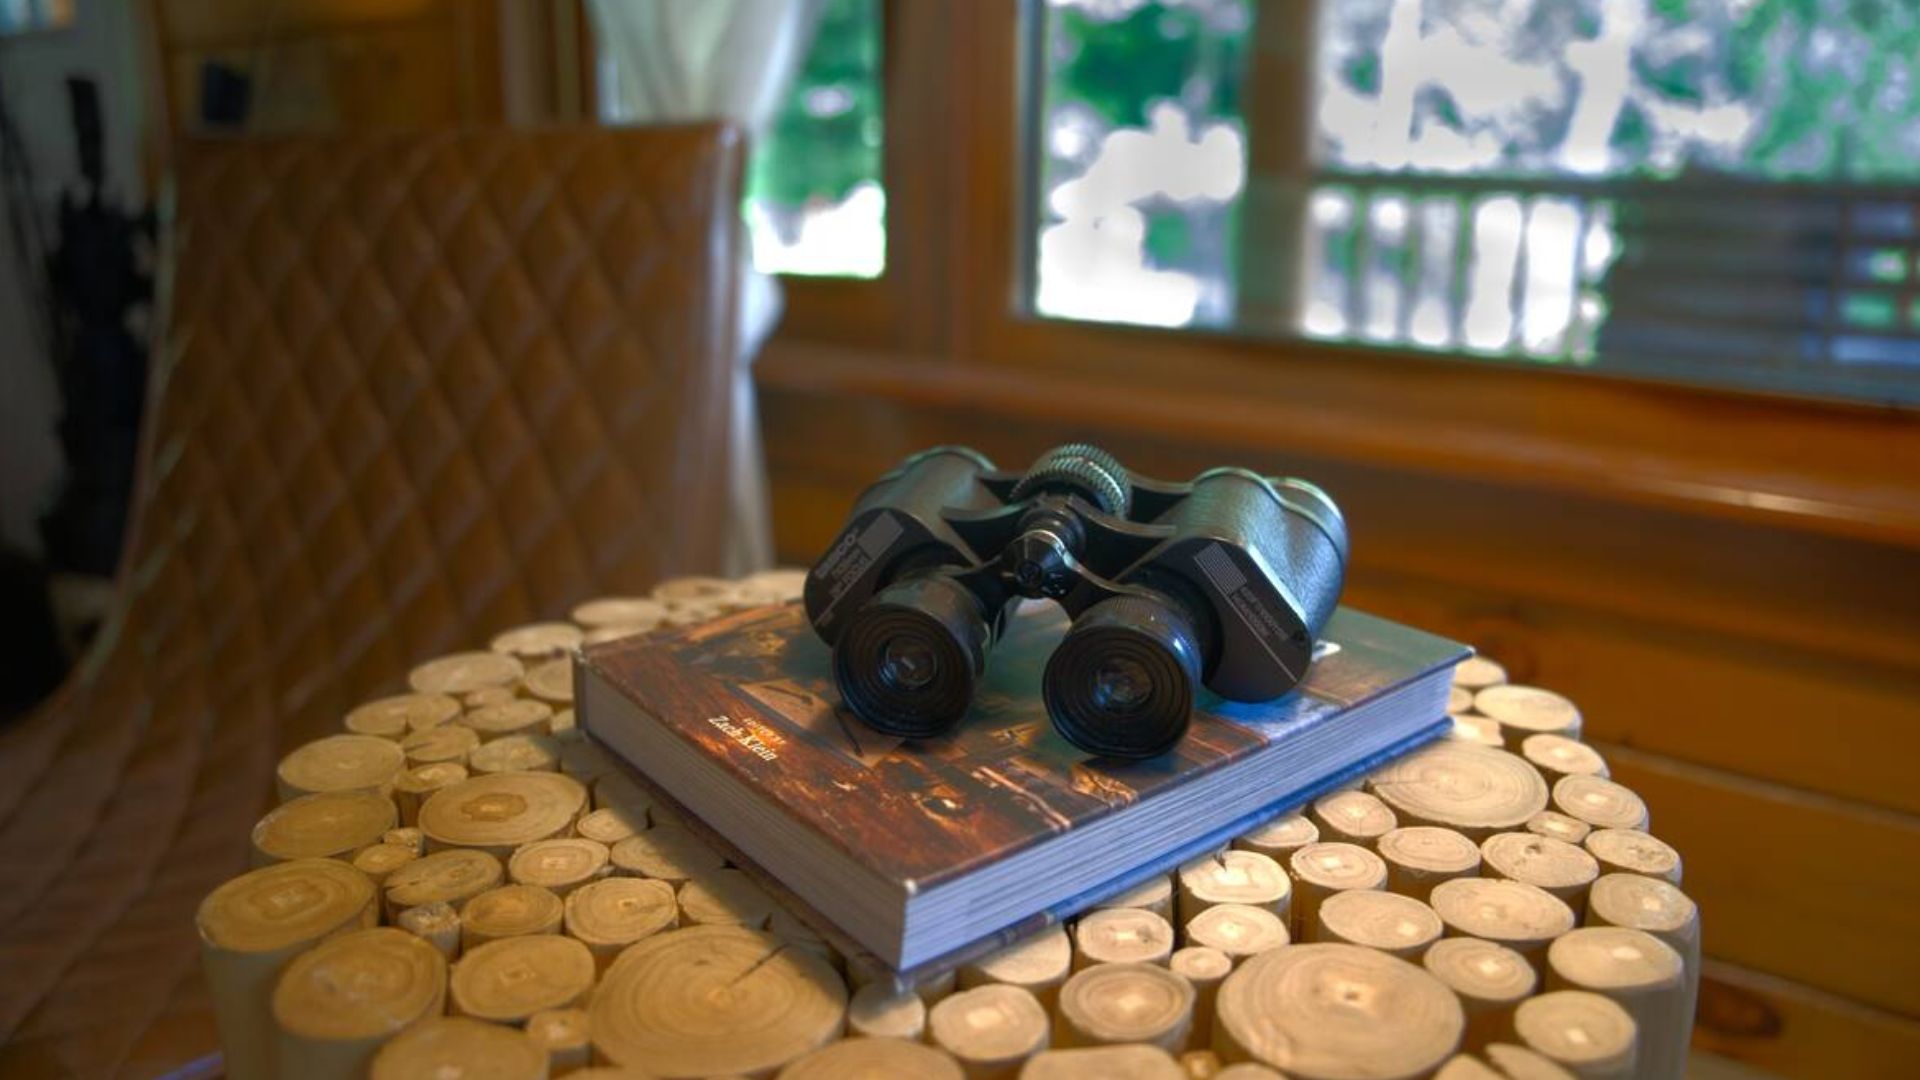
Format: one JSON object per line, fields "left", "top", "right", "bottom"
{"left": 804, "top": 444, "right": 1348, "bottom": 760}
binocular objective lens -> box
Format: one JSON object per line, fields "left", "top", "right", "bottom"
{"left": 1091, "top": 656, "right": 1153, "bottom": 713}
{"left": 831, "top": 573, "right": 992, "bottom": 740}
{"left": 880, "top": 637, "right": 939, "bottom": 693}
{"left": 1043, "top": 594, "right": 1203, "bottom": 761}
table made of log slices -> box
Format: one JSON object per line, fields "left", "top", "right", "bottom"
{"left": 197, "top": 574, "right": 1698, "bottom": 1080}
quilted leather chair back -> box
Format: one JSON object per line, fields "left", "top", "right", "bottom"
{"left": 0, "top": 125, "right": 743, "bottom": 1077}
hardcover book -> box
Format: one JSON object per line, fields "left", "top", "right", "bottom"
{"left": 579, "top": 600, "right": 1465, "bottom": 976}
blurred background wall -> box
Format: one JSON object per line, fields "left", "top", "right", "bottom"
{"left": 0, "top": 0, "right": 145, "bottom": 555}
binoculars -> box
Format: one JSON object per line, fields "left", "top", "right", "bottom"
{"left": 803, "top": 444, "right": 1348, "bottom": 759}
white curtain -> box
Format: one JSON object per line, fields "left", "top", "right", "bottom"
{"left": 587, "top": 0, "right": 826, "bottom": 575}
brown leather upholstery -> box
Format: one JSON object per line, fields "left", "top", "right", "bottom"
{"left": 0, "top": 125, "right": 743, "bottom": 1077}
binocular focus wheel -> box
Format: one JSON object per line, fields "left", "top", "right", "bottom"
{"left": 1010, "top": 444, "right": 1131, "bottom": 518}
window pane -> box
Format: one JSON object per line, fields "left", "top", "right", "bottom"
{"left": 1028, "top": 0, "right": 1920, "bottom": 403}
{"left": 750, "top": 0, "right": 885, "bottom": 277}
{"left": 597, "top": 0, "right": 884, "bottom": 278}
{"left": 1034, "top": 0, "right": 1252, "bottom": 327}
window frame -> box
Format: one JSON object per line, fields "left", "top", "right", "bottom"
{"left": 759, "top": 0, "right": 1920, "bottom": 551}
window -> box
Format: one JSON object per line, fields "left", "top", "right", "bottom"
{"left": 1030, "top": 0, "right": 1920, "bottom": 402}
{"left": 1032, "top": 0, "right": 1251, "bottom": 327}
{"left": 597, "top": 0, "right": 884, "bottom": 278}
{"left": 748, "top": 0, "right": 885, "bottom": 277}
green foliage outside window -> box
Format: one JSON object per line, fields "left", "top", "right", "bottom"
{"left": 1036, "top": 1, "right": 1251, "bottom": 326}
{"left": 1032, "top": 0, "right": 1920, "bottom": 393}
{"left": 747, "top": 0, "right": 885, "bottom": 277}
{"left": 1313, "top": 0, "right": 1920, "bottom": 180}
{"left": 1047, "top": 1, "right": 1247, "bottom": 130}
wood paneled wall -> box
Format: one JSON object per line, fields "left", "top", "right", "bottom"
{"left": 147, "top": 0, "right": 503, "bottom": 142}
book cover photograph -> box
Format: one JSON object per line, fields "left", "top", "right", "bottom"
{"left": 582, "top": 599, "right": 1462, "bottom": 893}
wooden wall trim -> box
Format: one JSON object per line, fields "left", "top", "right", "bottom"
{"left": 1697, "top": 958, "right": 1920, "bottom": 1078}
{"left": 759, "top": 340, "right": 1920, "bottom": 551}
{"left": 147, "top": 0, "right": 504, "bottom": 143}
{"left": 1602, "top": 743, "right": 1920, "bottom": 1018}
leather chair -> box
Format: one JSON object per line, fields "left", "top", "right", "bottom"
{"left": 0, "top": 125, "right": 744, "bottom": 1077}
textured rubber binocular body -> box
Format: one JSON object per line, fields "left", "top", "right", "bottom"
{"left": 804, "top": 444, "right": 1348, "bottom": 759}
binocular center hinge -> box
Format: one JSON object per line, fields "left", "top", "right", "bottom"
{"left": 1004, "top": 527, "right": 1077, "bottom": 600}
{"left": 999, "top": 501, "right": 1088, "bottom": 601}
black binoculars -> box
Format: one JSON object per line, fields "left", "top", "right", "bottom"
{"left": 802, "top": 444, "right": 1348, "bottom": 760}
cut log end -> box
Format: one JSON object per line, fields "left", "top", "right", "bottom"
{"left": 1452, "top": 656, "right": 1508, "bottom": 690}
{"left": 1024, "top": 1044, "right": 1184, "bottom": 1080}
{"left": 1473, "top": 685, "right": 1582, "bottom": 749}
{"left": 1179, "top": 850, "right": 1291, "bottom": 926}
{"left": 1524, "top": 811, "right": 1591, "bottom": 846}
{"left": 607, "top": 823, "right": 724, "bottom": 883}
{"left": 1480, "top": 832, "right": 1600, "bottom": 915}
{"left": 1058, "top": 962, "right": 1196, "bottom": 1053}
{"left": 1520, "top": 734, "right": 1608, "bottom": 784}
{"left": 408, "top": 652, "right": 524, "bottom": 696}
{"left": 449, "top": 935, "right": 595, "bottom": 1025}
{"left": 490, "top": 621, "right": 583, "bottom": 662}
{"left": 1430, "top": 878, "right": 1575, "bottom": 973}
{"left": 1377, "top": 826, "right": 1481, "bottom": 902}
{"left": 562, "top": 876, "right": 678, "bottom": 968}
{"left": 345, "top": 693, "right": 459, "bottom": 739}
{"left": 1312, "top": 889, "right": 1443, "bottom": 959}
{"left": 846, "top": 981, "right": 929, "bottom": 1042}
{"left": 271, "top": 927, "right": 445, "bottom": 1080}
{"left": 1231, "top": 813, "right": 1319, "bottom": 861}
{"left": 458, "top": 884, "right": 564, "bottom": 949}
{"left": 959, "top": 924, "right": 1073, "bottom": 1008}
{"left": 1584, "top": 829, "right": 1682, "bottom": 884}
{"left": 1213, "top": 943, "right": 1463, "bottom": 1079}
{"left": 678, "top": 868, "right": 779, "bottom": 930}
{"left": 524, "top": 658, "right": 575, "bottom": 706}
{"left": 463, "top": 700, "right": 554, "bottom": 742}
{"left": 1182, "top": 903, "right": 1289, "bottom": 963}
{"left": 417, "top": 772, "right": 587, "bottom": 857}
{"left": 384, "top": 849, "right": 503, "bottom": 918}
{"left": 370, "top": 1016, "right": 546, "bottom": 1080}
{"left": 507, "top": 837, "right": 610, "bottom": 896}
{"left": 1073, "top": 907, "right": 1177, "bottom": 970}
{"left": 928, "top": 983, "right": 1052, "bottom": 1075}
{"left": 251, "top": 791, "right": 397, "bottom": 864}
{"left": 525, "top": 1006, "right": 592, "bottom": 1076}
{"left": 1552, "top": 774, "right": 1650, "bottom": 833}
{"left": 589, "top": 925, "right": 847, "bottom": 1078}
{"left": 781, "top": 1036, "right": 965, "bottom": 1080}
{"left": 1092, "top": 874, "right": 1174, "bottom": 920}
{"left": 1367, "top": 743, "right": 1549, "bottom": 840}
{"left": 1512, "top": 990, "right": 1639, "bottom": 1078}
{"left": 1309, "top": 789, "right": 1399, "bottom": 848}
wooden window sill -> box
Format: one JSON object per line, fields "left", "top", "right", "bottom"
{"left": 759, "top": 332, "right": 1920, "bottom": 553}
